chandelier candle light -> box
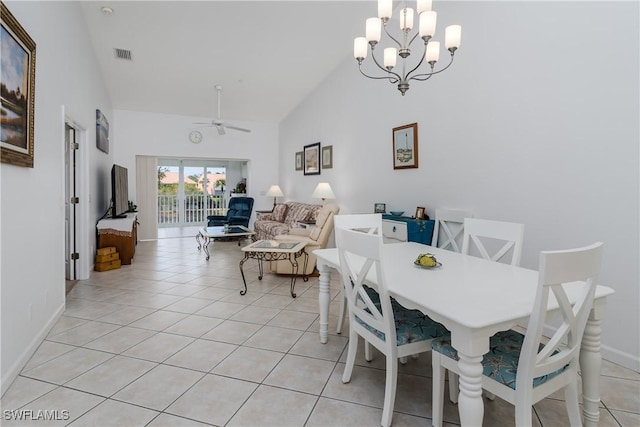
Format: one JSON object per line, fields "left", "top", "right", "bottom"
{"left": 353, "top": 0, "right": 461, "bottom": 95}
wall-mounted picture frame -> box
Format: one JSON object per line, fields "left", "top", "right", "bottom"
{"left": 295, "top": 151, "right": 303, "bottom": 171}
{"left": 393, "top": 122, "right": 418, "bottom": 170}
{"left": 303, "top": 142, "right": 321, "bottom": 175}
{"left": 374, "top": 203, "right": 386, "bottom": 213}
{"left": 415, "top": 206, "right": 426, "bottom": 220}
{"left": 96, "top": 109, "right": 109, "bottom": 154}
{"left": 322, "top": 145, "right": 333, "bottom": 169}
{"left": 1, "top": 3, "right": 36, "bottom": 168}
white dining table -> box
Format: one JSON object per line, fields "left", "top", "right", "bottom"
{"left": 313, "top": 242, "right": 614, "bottom": 427}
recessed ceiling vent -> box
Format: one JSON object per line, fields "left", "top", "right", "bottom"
{"left": 114, "top": 48, "right": 132, "bottom": 61}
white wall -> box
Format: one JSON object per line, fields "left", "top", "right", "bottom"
{"left": 112, "top": 110, "right": 280, "bottom": 215}
{"left": 1, "top": 1, "right": 113, "bottom": 392}
{"left": 279, "top": 1, "right": 639, "bottom": 370}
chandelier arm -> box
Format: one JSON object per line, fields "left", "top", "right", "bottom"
{"left": 358, "top": 64, "right": 400, "bottom": 83}
{"left": 409, "top": 53, "right": 456, "bottom": 81}
{"left": 404, "top": 41, "right": 430, "bottom": 81}
{"left": 382, "top": 22, "right": 403, "bottom": 48}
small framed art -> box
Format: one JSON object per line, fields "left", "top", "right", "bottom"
{"left": 304, "top": 142, "right": 321, "bottom": 175}
{"left": 96, "top": 109, "right": 109, "bottom": 154}
{"left": 393, "top": 122, "right": 418, "bottom": 170}
{"left": 415, "top": 206, "right": 426, "bottom": 219}
{"left": 295, "top": 151, "right": 303, "bottom": 171}
{"left": 322, "top": 145, "right": 333, "bottom": 169}
{"left": 374, "top": 203, "right": 386, "bottom": 213}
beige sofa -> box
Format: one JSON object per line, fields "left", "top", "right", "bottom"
{"left": 254, "top": 201, "right": 339, "bottom": 275}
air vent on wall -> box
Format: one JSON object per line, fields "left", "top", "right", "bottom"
{"left": 114, "top": 48, "right": 132, "bottom": 61}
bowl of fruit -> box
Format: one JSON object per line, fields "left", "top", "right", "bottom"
{"left": 414, "top": 253, "right": 442, "bottom": 269}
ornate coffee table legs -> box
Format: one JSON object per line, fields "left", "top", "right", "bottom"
{"left": 238, "top": 250, "right": 308, "bottom": 298}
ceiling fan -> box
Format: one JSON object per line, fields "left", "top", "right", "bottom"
{"left": 193, "top": 85, "right": 251, "bottom": 135}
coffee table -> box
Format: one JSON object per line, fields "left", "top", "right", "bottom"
{"left": 196, "top": 226, "right": 255, "bottom": 260}
{"left": 239, "top": 240, "right": 308, "bottom": 298}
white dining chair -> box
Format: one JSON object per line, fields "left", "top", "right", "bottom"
{"left": 431, "top": 241, "right": 603, "bottom": 427}
{"left": 431, "top": 209, "right": 473, "bottom": 252}
{"left": 334, "top": 214, "right": 383, "bottom": 335}
{"left": 336, "top": 225, "right": 449, "bottom": 427}
{"left": 461, "top": 217, "right": 525, "bottom": 266}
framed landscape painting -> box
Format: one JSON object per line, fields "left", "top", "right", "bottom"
{"left": 393, "top": 123, "right": 418, "bottom": 170}
{"left": 303, "top": 142, "right": 320, "bottom": 175}
{"left": 96, "top": 109, "right": 109, "bottom": 153}
{"left": 295, "top": 151, "right": 303, "bottom": 171}
{"left": 1, "top": 3, "right": 36, "bottom": 168}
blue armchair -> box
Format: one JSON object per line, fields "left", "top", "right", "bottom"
{"left": 207, "top": 197, "right": 254, "bottom": 228}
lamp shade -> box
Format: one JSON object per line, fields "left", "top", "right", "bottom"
{"left": 312, "top": 183, "right": 335, "bottom": 200}
{"left": 266, "top": 185, "right": 284, "bottom": 197}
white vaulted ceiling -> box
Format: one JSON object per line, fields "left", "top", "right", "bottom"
{"left": 79, "top": 1, "right": 370, "bottom": 124}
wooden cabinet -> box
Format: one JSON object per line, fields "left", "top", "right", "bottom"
{"left": 382, "top": 215, "right": 434, "bottom": 245}
{"left": 97, "top": 213, "right": 138, "bottom": 265}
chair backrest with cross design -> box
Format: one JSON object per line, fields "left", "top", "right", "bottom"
{"left": 461, "top": 217, "right": 525, "bottom": 266}
{"left": 432, "top": 208, "right": 473, "bottom": 252}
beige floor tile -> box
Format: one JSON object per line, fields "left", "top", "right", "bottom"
{"left": 163, "top": 314, "right": 223, "bottom": 337}
{"left": 164, "top": 339, "right": 237, "bottom": 372}
{"left": 21, "top": 348, "right": 113, "bottom": 385}
{"left": 264, "top": 354, "right": 336, "bottom": 394}
{"left": 252, "top": 293, "right": 296, "bottom": 310}
{"left": 212, "top": 346, "right": 285, "bottom": 382}
{"left": 227, "top": 384, "right": 317, "bottom": 427}
{"left": 47, "top": 321, "right": 120, "bottom": 346}
{"left": 289, "top": 331, "right": 348, "bottom": 361}
{"left": 306, "top": 397, "right": 385, "bottom": 426}
{"left": 68, "top": 397, "right": 158, "bottom": 426}
{"left": 63, "top": 298, "right": 124, "bottom": 320}
{"left": 0, "top": 376, "right": 57, "bottom": 412}
{"left": 195, "top": 301, "right": 247, "bottom": 319}
{"left": 3, "top": 387, "right": 104, "bottom": 426}
{"left": 284, "top": 296, "right": 319, "bottom": 314}
{"left": 200, "top": 319, "right": 262, "bottom": 344}
{"left": 230, "top": 305, "right": 281, "bottom": 324}
{"left": 128, "top": 310, "right": 189, "bottom": 331}
{"left": 64, "top": 355, "right": 156, "bottom": 397}
{"left": 609, "top": 408, "right": 640, "bottom": 426}
{"left": 243, "top": 325, "right": 304, "bottom": 352}
{"left": 146, "top": 413, "right": 211, "bottom": 426}
{"left": 95, "top": 306, "right": 156, "bottom": 325}
{"left": 22, "top": 341, "right": 76, "bottom": 371}
{"left": 599, "top": 375, "right": 640, "bottom": 413}
{"left": 189, "top": 287, "right": 237, "bottom": 301}
{"left": 267, "top": 309, "right": 319, "bottom": 331}
{"left": 46, "top": 316, "right": 88, "bottom": 337}
{"left": 166, "top": 374, "right": 258, "bottom": 425}
{"left": 122, "top": 332, "right": 194, "bottom": 362}
{"left": 113, "top": 364, "right": 204, "bottom": 411}
{"left": 83, "top": 326, "right": 156, "bottom": 353}
{"left": 161, "top": 296, "right": 212, "bottom": 314}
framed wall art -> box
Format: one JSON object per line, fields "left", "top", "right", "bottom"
{"left": 415, "top": 206, "right": 426, "bottom": 220}
{"left": 303, "top": 142, "right": 320, "bottom": 175}
{"left": 1, "top": 3, "right": 36, "bottom": 168}
{"left": 393, "top": 122, "right": 418, "bottom": 170}
{"left": 374, "top": 203, "right": 386, "bottom": 213}
{"left": 96, "top": 109, "right": 109, "bottom": 154}
{"left": 295, "top": 151, "right": 303, "bottom": 171}
{"left": 322, "top": 145, "right": 333, "bottom": 169}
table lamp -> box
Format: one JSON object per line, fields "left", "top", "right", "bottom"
{"left": 312, "top": 182, "right": 335, "bottom": 205}
{"left": 266, "top": 185, "right": 284, "bottom": 209}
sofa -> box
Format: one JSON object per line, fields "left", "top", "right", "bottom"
{"left": 253, "top": 201, "right": 340, "bottom": 275}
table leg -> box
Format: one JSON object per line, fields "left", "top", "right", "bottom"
{"left": 288, "top": 254, "right": 298, "bottom": 298}
{"left": 239, "top": 255, "right": 249, "bottom": 295}
{"left": 302, "top": 251, "right": 309, "bottom": 282}
{"left": 456, "top": 353, "right": 485, "bottom": 426}
{"left": 257, "top": 258, "right": 263, "bottom": 280}
{"left": 203, "top": 236, "right": 211, "bottom": 260}
{"left": 580, "top": 315, "right": 603, "bottom": 427}
{"left": 318, "top": 262, "right": 331, "bottom": 344}
{"left": 196, "top": 231, "right": 203, "bottom": 250}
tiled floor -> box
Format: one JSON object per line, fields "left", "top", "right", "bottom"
{"left": 2, "top": 232, "right": 639, "bottom": 426}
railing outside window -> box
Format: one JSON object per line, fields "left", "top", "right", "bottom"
{"left": 158, "top": 194, "right": 227, "bottom": 226}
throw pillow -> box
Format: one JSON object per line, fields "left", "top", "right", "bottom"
{"left": 272, "top": 204, "right": 288, "bottom": 222}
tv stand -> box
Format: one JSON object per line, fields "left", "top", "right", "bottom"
{"left": 97, "top": 213, "right": 138, "bottom": 264}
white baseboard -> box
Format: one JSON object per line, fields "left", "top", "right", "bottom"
{"left": 1, "top": 303, "right": 65, "bottom": 396}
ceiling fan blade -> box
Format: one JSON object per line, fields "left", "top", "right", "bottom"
{"left": 216, "top": 125, "right": 226, "bottom": 135}
{"left": 225, "top": 125, "right": 252, "bottom": 133}
{"left": 193, "top": 121, "right": 214, "bottom": 125}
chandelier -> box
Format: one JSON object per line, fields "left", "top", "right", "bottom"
{"left": 353, "top": 0, "right": 461, "bottom": 95}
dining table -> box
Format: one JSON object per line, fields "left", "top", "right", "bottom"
{"left": 313, "top": 242, "right": 614, "bottom": 427}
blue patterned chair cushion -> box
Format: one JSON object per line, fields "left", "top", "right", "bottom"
{"left": 355, "top": 285, "right": 449, "bottom": 346}
{"left": 431, "top": 329, "right": 569, "bottom": 389}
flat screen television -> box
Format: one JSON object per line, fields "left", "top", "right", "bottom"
{"left": 111, "top": 164, "right": 129, "bottom": 218}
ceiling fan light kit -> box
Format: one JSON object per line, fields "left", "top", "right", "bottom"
{"left": 192, "top": 85, "right": 252, "bottom": 136}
